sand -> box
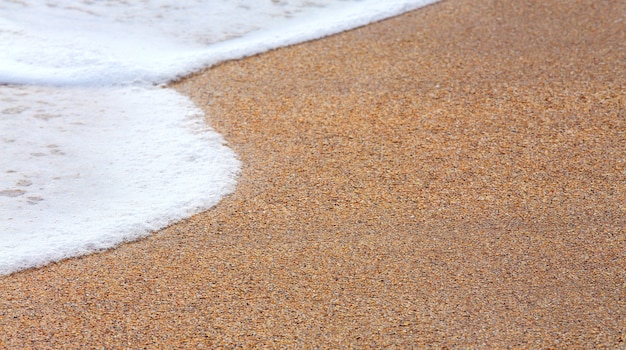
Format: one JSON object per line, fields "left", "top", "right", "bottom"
{"left": 1, "top": 0, "right": 624, "bottom": 348}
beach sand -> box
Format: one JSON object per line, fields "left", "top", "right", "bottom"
{"left": 1, "top": 0, "right": 624, "bottom": 348}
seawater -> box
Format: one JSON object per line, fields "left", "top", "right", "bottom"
{"left": 0, "top": 0, "right": 438, "bottom": 275}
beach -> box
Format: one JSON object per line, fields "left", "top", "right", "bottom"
{"left": 1, "top": 0, "right": 624, "bottom": 347}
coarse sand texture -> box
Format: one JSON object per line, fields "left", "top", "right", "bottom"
{"left": 1, "top": 0, "right": 624, "bottom": 348}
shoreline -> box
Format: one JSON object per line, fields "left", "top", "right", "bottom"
{"left": 2, "top": 0, "right": 625, "bottom": 347}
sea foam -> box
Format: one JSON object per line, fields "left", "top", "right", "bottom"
{"left": 0, "top": 0, "right": 438, "bottom": 275}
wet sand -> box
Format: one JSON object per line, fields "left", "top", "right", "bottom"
{"left": 1, "top": 0, "right": 624, "bottom": 348}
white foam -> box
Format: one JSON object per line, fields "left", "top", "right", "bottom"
{"left": 0, "top": 0, "right": 438, "bottom": 275}
{"left": 0, "top": 85, "right": 240, "bottom": 275}
{"left": 0, "top": 0, "right": 439, "bottom": 86}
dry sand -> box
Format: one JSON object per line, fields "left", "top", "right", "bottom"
{"left": 1, "top": 0, "right": 625, "bottom": 348}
